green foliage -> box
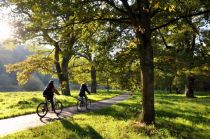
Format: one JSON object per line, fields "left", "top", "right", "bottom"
{"left": 1, "top": 0, "right": 209, "bottom": 125}
{"left": 110, "top": 46, "right": 140, "bottom": 90}
{"left": 5, "top": 54, "right": 53, "bottom": 85}
{"left": 5, "top": 0, "right": 87, "bottom": 93}
{"left": 69, "top": 57, "right": 91, "bottom": 84}
{"left": 153, "top": 8, "right": 210, "bottom": 90}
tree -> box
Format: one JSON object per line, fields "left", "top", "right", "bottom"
{"left": 75, "top": 22, "right": 100, "bottom": 93}
{"left": 78, "top": 0, "right": 210, "bottom": 124}
{"left": 69, "top": 57, "right": 91, "bottom": 85}
{"left": 3, "top": 0, "right": 210, "bottom": 124}
{"left": 162, "top": 13, "right": 210, "bottom": 97}
{"left": 6, "top": 53, "right": 54, "bottom": 84}
{"left": 4, "top": 0, "right": 86, "bottom": 95}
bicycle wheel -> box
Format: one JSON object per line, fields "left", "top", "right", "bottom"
{"left": 76, "top": 100, "right": 85, "bottom": 112}
{"left": 54, "top": 101, "right": 63, "bottom": 114}
{"left": 86, "top": 99, "right": 91, "bottom": 110}
{"left": 36, "top": 103, "right": 48, "bottom": 117}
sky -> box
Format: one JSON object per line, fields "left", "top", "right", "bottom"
{"left": 0, "top": 6, "right": 13, "bottom": 42}
{"left": 0, "top": 21, "right": 12, "bottom": 41}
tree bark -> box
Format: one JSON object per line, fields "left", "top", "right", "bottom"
{"left": 169, "top": 76, "right": 174, "bottom": 93}
{"left": 136, "top": 7, "right": 155, "bottom": 125}
{"left": 185, "top": 75, "right": 195, "bottom": 98}
{"left": 90, "top": 65, "right": 97, "bottom": 93}
{"left": 54, "top": 44, "right": 71, "bottom": 96}
{"left": 61, "top": 56, "right": 71, "bottom": 96}
{"left": 138, "top": 35, "right": 155, "bottom": 124}
{"left": 185, "top": 31, "right": 196, "bottom": 98}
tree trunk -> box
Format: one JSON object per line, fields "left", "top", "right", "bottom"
{"left": 169, "top": 76, "right": 174, "bottom": 93}
{"left": 139, "top": 37, "right": 155, "bottom": 124}
{"left": 185, "top": 31, "right": 196, "bottom": 98}
{"left": 185, "top": 75, "right": 195, "bottom": 98}
{"left": 136, "top": 9, "right": 155, "bottom": 125}
{"left": 59, "top": 74, "right": 70, "bottom": 95}
{"left": 61, "top": 57, "right": 71, "bottom": 96}
{"left": 90, "top": 65, "right": 97, "bottom": 93}
{"left": 54, "top": 44, "right": 71, "bottom": 96}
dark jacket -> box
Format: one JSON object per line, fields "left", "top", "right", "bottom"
{"left": 43, "top": 87, "right": 54, "bottom": 98}
{"left": 79, "top": 84, "right": 90, "bottom": 97}
{"left": 43, "top": 81, "right": 59, "bottom": 98}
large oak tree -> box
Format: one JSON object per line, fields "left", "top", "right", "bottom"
{"left": 78, "top": 0, "right": 210, "bottom": 124}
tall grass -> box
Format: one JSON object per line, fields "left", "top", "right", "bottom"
{"left": 0, "top": 90, "right": 123, "bottom": 119}
{"left": 2, "top": 91, "right": 210, "bottom": 139}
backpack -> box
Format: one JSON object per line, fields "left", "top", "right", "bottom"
{"left": 43, "top": 88, "right": 51, "bottom": 96}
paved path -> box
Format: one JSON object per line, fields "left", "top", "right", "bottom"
{"left": 0, "top": 93, "right": 129, "bottom": 136}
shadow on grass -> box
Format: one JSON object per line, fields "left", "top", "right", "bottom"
{"left": 156, "top": 95, "right": 184, "bottom": 102}
{"left": 156, "top": 93, "right": 210, "bottom": 105}
{"left": 156, "top": 118, "right": 209, "bottom": 139}
{"left": 60, "top": 118, "right": 103, "bottom": 139}
{"left": 156, "top": 100, "right": 176, "bottom": 105}
{"left": 91, "top": 99, "right": 210, "bottom": 138}
{"left": 185, "top": 97, "right": 210, "bottom": 105}
{"left": 91, "top": 101, "right": 141, "bottom": 121}
{"left": 157, "top": 109, "right": 210, "bottom": 126}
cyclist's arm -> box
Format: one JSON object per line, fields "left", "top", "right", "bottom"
{"left": 43, "top": 95, "right": 47, "bottom": 98}
{"left": 84, "top": 85, "right": 90, "bottom": 94}
{"left": 53, "top": 87, "right": 60, "bottom": 95}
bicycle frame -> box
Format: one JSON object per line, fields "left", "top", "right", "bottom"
{"left": 37, "top": 96, "right": 63, "bottom": 117}
{"left": 76, "top": 97, "right": 91, "bottom": 112}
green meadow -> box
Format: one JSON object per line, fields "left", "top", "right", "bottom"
{"left": 0, "top": 90, "right": 123, "bottom": 119}
{"left": 1, "top": 91, "right": 210, "bottom": 139}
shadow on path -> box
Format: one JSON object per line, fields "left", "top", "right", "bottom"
{"left": 39, "top": 117, "right": 62, "bottom": 124}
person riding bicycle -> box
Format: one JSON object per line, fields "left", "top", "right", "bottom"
{"left": 43, "top": 80, "right": 60, "bottom": 111}
{"left": 78, "top": 83, "right": 90, "bottom": 104}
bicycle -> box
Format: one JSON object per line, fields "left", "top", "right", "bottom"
{"left": 76, "top": 97, "right": 91, "bottom": 112}
{"left": 36, "top": 97, "right": 63, "bottom": 118}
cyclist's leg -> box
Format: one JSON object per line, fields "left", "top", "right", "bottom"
{"left": 81, "top": 96, "right": 85, "bottom": 104}
{"left": 78, "top": 94, "right": 83, "bottom": 103}
{"left": 49, "top": 97, "right": 54, "bottom": 110}
{"left": 84, "top": 94, "right": 88, "bottom": 102}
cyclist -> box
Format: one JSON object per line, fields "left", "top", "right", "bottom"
{"left": 43, "top": 80, "right": 60, "bottom": 111}
{"left": 78, "top": 83, "right": 90, "bottom": 104}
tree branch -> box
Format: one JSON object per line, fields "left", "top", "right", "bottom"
{"left": 151, "top": 10, "right": 210, "bottom": 32}
{"left": 150, "top": 9, "right": 162, "bottom": 18}
{"left": 158, "top": 29, "right": 172, "bottom": 49}
{"left": 184, "top": 18, "right": 199, "bottom": 34}
{"left": 75, "top": 52, "right": 91, "bottom": 61}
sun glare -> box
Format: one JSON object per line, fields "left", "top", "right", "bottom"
{"left": 0, "top": 22, "right": 12, "bottom": 41}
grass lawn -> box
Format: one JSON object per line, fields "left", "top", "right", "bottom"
{"left": 0, "top": 90, "right": 123, "bottom": 119}
{"left": 1, "top": 91, "right": 210, "bottom": 139}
